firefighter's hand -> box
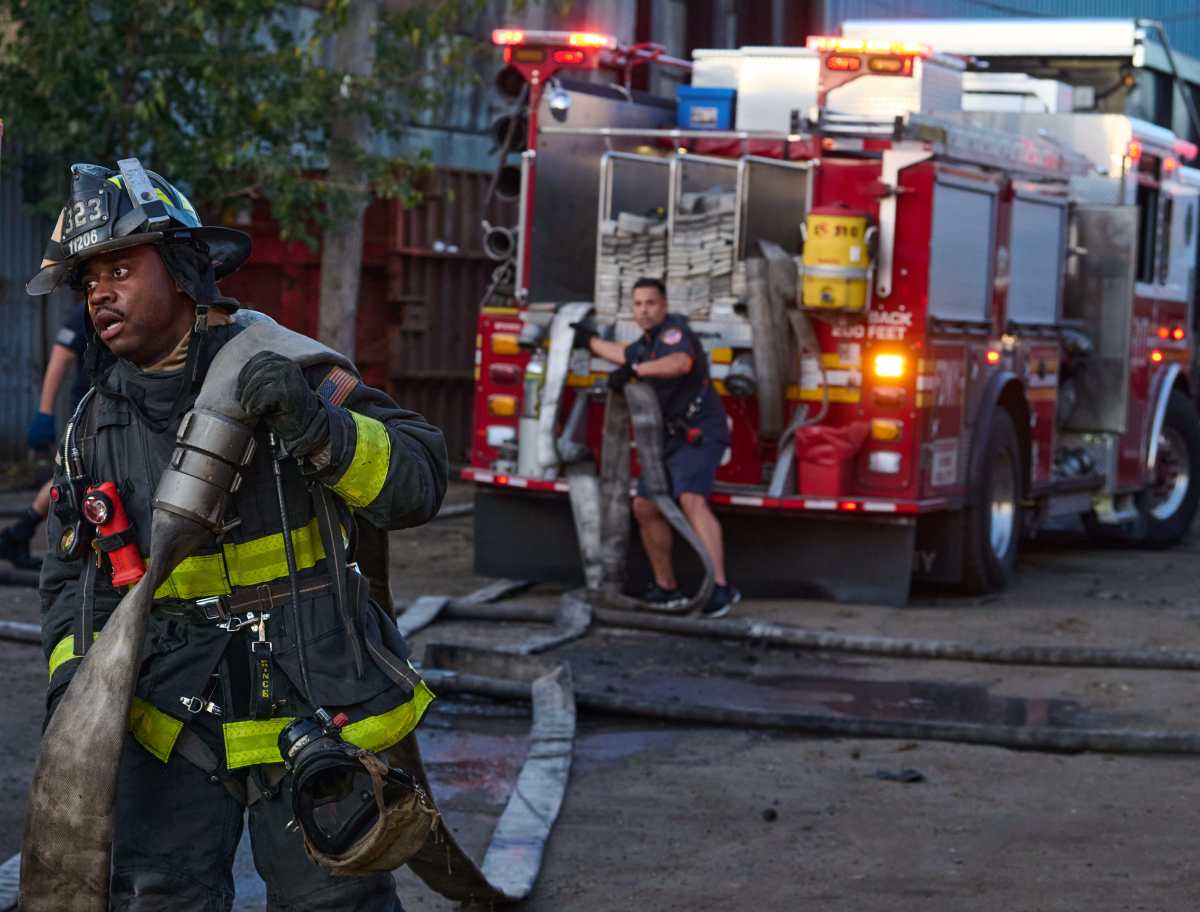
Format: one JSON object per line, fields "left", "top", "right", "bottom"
{"left": 570, "top": 316, "right": 598, "bottom": 351}
{"left": 26, "top": 411, "right": 56, "bottom": 451}
{"left": 606, "top": 363, "right": 636, "bottom": 393}
{"left": 237, "top": 352, "right": 328, "bottom": 456}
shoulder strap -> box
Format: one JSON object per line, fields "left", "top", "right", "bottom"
{"left": 71, "top": 392, "right": 101, "bottom": 659}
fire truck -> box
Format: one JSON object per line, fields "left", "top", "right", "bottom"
{"left": 463, "top": 25, "right": 1200, "bottom": 606}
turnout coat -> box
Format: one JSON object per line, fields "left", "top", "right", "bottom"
{"left": 39, "top": 316, "right": 448, "bottom": 770}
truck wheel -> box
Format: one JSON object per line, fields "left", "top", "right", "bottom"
{"left": 962, "top": 408, "right": 1023, "bottom": 593}
{"left": 1137, "top": 389, "right": 1200, "bottom": 548}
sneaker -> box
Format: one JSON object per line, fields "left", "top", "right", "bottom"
{"left": 702, "top": 583, "right": 741, "bottom": 619}
{"left": 642, "top": 582, "right": 687, "bottom": 608}
{"left": 0, "top": 527, "right": 42, "bottom": 571}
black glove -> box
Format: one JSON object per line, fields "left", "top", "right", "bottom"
{"left": 237, "top": 352, "right": 329, "bottom": 456}
{"left": 607, "top": 363, "right": 635, "bottom": 393}
{"left": 570, "top": 317, "right": 598, "bottom": 351}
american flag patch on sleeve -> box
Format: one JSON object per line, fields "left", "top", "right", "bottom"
{"left": 316, "top": 367, "right": 358, "bottom": 406}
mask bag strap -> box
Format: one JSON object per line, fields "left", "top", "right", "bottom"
{"left": 312, "top": 484, "right": 365, "bottom": 679}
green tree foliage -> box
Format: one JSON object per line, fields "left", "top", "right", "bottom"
{"left": 0, "top": 0, "right": 487, "bottom": 242}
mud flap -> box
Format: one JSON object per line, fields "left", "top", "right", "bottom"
{"left": 913, "top": 510, "right": 965, "bottom": 585}
{"left": 476, "top": 486, "right": 917, "bottom": 607}
{"left": 622, "top": 510, "right": 917, "bottom": 607}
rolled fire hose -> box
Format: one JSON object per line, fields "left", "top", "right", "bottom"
{"left": 537, "top": 304, "right": 715, "bottom": 614}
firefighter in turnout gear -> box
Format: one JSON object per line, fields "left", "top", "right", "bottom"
{"left": 32, "top": 161, "right": 448, "bottom": 910}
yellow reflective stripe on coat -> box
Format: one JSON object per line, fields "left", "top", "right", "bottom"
{"left": 331, "top": 411, "right": 391, "bottom": 508}
{"left": 153, "top": 517, "right": 328, "bottom": 601}
{"left": 45, "top": 636, "right": 184, "bottom": 765}
{"left": 222, "top": 680, "right": 435, "bottom": 769}
{"left": 129, "top": 696, "right": 183, "bottom": 763}
{"left": 47, "top": 633, "right": 99, "bottom": 680}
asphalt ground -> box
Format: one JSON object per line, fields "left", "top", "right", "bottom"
{"left": 3, "top": 480, "right": 1200, "bottom": 910}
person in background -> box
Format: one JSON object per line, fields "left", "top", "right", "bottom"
{"left": 0, "top": 302, "right": 90, "bottom": 570}
{"left": 579, "top": 277, "right": 741, "bottom": 618}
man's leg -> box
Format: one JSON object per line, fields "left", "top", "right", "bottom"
{"left": 679, "top": 493, "right": 728, "bottom": 586}
{"left": 249, "top": 766, "right": 405, "bottom": 911}
{"left": 111, "top": 733, "right": 243, "bottom": 911}
{"left": 632, "top": 495, "right": 677, "bottom": 589}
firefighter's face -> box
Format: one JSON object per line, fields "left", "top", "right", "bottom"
{"left": 632, "top": 285, "right": 668, "bottom": 332}
{"left": 82, "top": 245, "right": 193, "bottom": 367}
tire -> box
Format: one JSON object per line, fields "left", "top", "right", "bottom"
{"left": 961, "top": 408, "right": 1024, "bottom": 593}
{"left": 1137, "top": 389, "right": 1200, "bottom": 548}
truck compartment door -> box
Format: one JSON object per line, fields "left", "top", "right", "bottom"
{"left": 1062, "top": 205, "right": 1137, "bottom": 433}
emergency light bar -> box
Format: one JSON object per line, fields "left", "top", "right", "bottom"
{"left": 806, "top": 36, "right": 932, "bottom": 58}
{"left": 492, "top": 28, "right": 618, "bottom": 50}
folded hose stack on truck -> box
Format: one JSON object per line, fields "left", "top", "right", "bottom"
{"left": 465, "top": 25, "right": 1200, "bottom": 606}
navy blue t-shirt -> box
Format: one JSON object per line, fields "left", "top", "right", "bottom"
{"left": 53, "top": 303, "right": 91, "bottom": 408}
{"left": 624, "top": 313, "right": 728, "bottom": 445}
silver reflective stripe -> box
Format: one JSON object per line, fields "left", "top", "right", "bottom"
{"left": 537, "top": 302, "right": 594, "bottom": 472}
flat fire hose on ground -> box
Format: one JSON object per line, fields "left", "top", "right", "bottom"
{"left": 385, "top": 647, "right": 576, "bottom": 908}
{"left": 392, "top": 585, "right": 1200, "bottom": 757}
{"left": 539, "top": 304, "right": 715, "bottom": 614}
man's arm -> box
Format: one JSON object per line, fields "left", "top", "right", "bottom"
{"left": 309, "top": 371, "right": 449, "bottom": 530}
{"left": 588, "top": 336, "right": 627, "bottom": 366}
{"left": 633, "top": 352, "right": 692, "bottom": 379}
{"left": 38, "top": 344, "right": 78, "bottom": 413}
{"left": 237, "top": 354, "right": 449, "bottom": 530}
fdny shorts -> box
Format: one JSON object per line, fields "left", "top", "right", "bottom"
{"left": 637, "top": 434, "right": 728, "bottom": 500}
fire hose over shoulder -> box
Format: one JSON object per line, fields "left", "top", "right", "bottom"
{"left": 18, "top": 311, "right": 354, "bottom": 912}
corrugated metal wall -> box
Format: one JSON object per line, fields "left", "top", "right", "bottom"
{"left": 0, "top": 155, "right": 75, "bottom": 461}
{"left": 387, "top": 170, "right": 515, "bottom": 465}
{"left": 217, "top": 168, "right": 515, "bottom": 467}
{"left": 820, "top": 0, "right": 1200, "bottom": 58}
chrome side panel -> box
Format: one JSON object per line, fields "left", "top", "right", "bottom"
{"left": 1062, "top": 205, "right": 1138, "bottom": 433}
{"left": 528, "top": 85, "right": 674, "bottom": 304}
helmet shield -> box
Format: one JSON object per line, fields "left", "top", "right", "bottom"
{"left": 27, "top": 158, "right": 251, "bottom": 296}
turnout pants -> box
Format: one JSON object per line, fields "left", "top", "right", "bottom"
{"left": 111, "top": 730, "right": 405, "bottom": 912}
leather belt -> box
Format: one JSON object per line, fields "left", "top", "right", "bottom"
{"left": 157, "top": 575, "right": 334, "bottom": 625}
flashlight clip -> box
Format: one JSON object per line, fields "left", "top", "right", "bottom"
{"left": 217, "top": 610, "right": 270, "bottom": 634}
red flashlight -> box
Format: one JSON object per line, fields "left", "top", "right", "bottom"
{"left": 82, "top": 481, "right": 145, "bottom": 587}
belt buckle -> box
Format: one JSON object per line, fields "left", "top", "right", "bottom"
{"left": 195, "top": 595, "right": 228, "bottom": 622}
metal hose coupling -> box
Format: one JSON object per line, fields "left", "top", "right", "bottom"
{"left": 152, "top": 408, "right": 256, "bottom": 532}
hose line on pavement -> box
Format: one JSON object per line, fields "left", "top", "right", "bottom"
{"left": 389, "top": 591, "right": 1200, "bottom": 673}
{"left": 420, "top": 666, "right": 1200, "bottom": 756}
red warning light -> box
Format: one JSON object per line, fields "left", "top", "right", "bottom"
{"left": 553, "top": 49, "right": 586, "bottom": 64}
{"left": 826, "top": 54, "right": 861, "bottom": 72}
{"left": 1151, "top": 349, "right": 1165, "bottom": 363}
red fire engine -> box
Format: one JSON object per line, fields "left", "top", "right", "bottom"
{"left": 464, "top": 27, "right": 1200, "bottom": 606}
